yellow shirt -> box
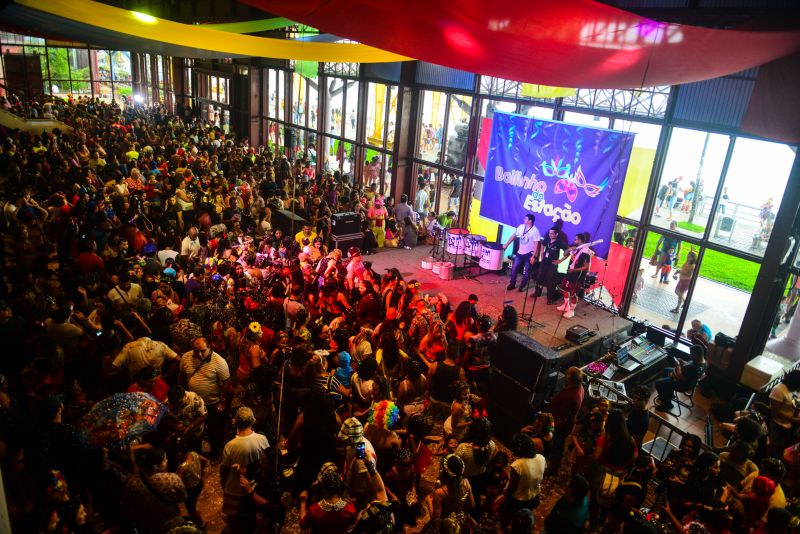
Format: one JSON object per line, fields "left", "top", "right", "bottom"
{"left": 295, "top": 230, "right": 317, "bottom": 246}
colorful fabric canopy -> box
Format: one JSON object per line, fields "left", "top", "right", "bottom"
{"left": 10, "top": 0, "right": 409, "bottom": 63}
{"left": 244, "top": 0, "right": 800, "bottom": 88}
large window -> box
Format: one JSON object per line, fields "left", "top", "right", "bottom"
{"left": 709, "top": 137, "right": 794, "bottom": 257}
{"left": 652, "top": 128, "right": 730, "bottom": 239}
{"left": 418, "top": 90, "right": 447, "bottom": 163}
{"left": 0, "top": 32, "right": 142, "bottom": 106}
{"left": 616, "top": 121, "right": 662, "bottom": 221}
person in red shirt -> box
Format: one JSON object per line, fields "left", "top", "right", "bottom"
{"left": 299, "top": 463, "right": 358, "bottom": 533}
{"left": 127, "top": 365, "right": 169, "bottom": 402}
{"left": 76, "top": 240, "right": 105, "bottom": 275}
{"left": 547, "top": 366, "right": 585, "bottom": 473}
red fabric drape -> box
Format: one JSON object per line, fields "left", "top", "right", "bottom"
{"left": 245, "top": 0, "right": 800, "bottom": 89}
{"left": 589, "top": 242, "right": 632, "bottom": 307}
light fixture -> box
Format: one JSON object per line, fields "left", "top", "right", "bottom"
{"left": 131, "top": 11, "right": 157, "bottom": 24}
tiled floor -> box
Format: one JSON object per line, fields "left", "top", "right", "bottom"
{"left": 644, "top": 384, "right": 729, "bottom": 450}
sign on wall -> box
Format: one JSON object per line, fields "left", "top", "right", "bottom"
{"left": 479, "top": 112, "right": 634, "bottom": 259}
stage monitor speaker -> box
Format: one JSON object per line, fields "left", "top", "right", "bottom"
{"left": 331, "top": 212, "right": 361, "bottom": 236}
{"left": 272, "top": 209, "right": 308, "bottom": 237}
{"left": 493, "top": 331, "right": 559, "bottom": 389}
{"left": 488, "top": 402, "right": 532, "bottom": 446}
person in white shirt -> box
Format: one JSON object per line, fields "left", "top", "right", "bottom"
{"left": 415, "top": 184, "right": 429, "bottom": 219}
{"left": 107, "top": 275, "right": 145, "bottom": 307}
{"left": 112, "top": 336, "right": 179, "bottom": 377}
{"left": 219, "top": 407, "right": 269, "bottom": 526}
{"left": 503, "top": 214, "right": 541, "bottom": 291}
{"left": 181, "top": 227, "right": 201, "bottom": 261}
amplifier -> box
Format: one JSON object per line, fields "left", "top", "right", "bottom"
{"left": 331, "top": 232, "right": 363, "bottom": 253}
{"left": 331, "top": 212, "right": 361, "bottom": 236}
{"left": 493, "top": 331, "right": 558, "bottom": 389}
{"left": 566, "top": 325, "right": 594, "bottom": 344}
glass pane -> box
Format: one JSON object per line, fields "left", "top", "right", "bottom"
{"left": 562, "top": 111, "right": 610, "bottom": 128}
{"left": 344, "top": 80, "right": 359, "bottom": 140}
{"left": 383, "top": 153, "right": 394, "bottom": 196}
{"left": 628, "top": 229, "right": 697, "bottom": 332}
{"left": 440, "top": 172, "right": 464, "bottom": 215}
{"left": 444, "top": 95, "right": 472, "bottom": 170}
{"left": 323, "top": 136, "right": 341, "bottom": 172}
{"left": 112, "top": 51, "right": 132, "bottom": 82}
{"left": 386, "top": 85, "right": 398, "bottom": 149}
{"left": 289, "top": 128, "right": 305, "bottom": 160}
{"left": 363, "top": 148, "right": 382, "bottom": 187}
{"left": 114, "top": 82, "right": 132, "bottom": 105}
{"left": 308, "top": 79, "right": 318, "bottom": 130}
{"left": 47, "top": 48, "right": 70, "bottom": 82}
{"left": 67, "top": 48, "right": 90, "bottom": 80}
{"left": 589, "top": 224, "right": 638, "bottom": 310}
{"left": 70, "top": 79, "right": 91, "bottom": 97}
{"left": 473, "top": 99, "right": 516, "bottom": 176}
{"left": 96, "top": 50, "right": 111, "bottom": 80}
{"left": 50, "top": 80, "right": 70, "bottom": 99}
{"left": 307, "top": 132, "right": 317, "bottom": 166}
{"left": 342, "top": 142, "right": 355, "bottom": 175}
{"left": 277, "top": 70, "right": 285, "bottom": 120}
{"left": 616, "top": 121, "right": 662, "bottom": 221}
{"left": 97, "top": 80, "right": 113, "bottom": 104}
{"left": 366, "top": 82, "right": 386, "bottom": 148}
{"left": 267, "top": 69, "right": 277, "bottom": 118}
{"left": 418, "top": 90, "right": 447, "bottom": 162}
{"left": 416, "top": 164, "right": 441, "bottom": 217}
{"left": 652, "top": 128, "right": 730, "bottom": 239}
{"left": 689, "top": 250, "right": 758, "bottom": 340}
{"left": 709, "top": 137, "right": 794, "bottom": 257}
{"left": 519, "top": 104, "right": 554, "bottom": 119}
{"left": 466, "top": 178, "right": 500, "bottom": 242}
{"left": 292, "top": 73, "right": 306, "bottom": 126}
{"left": 326, "top": 78, "right": 344, "bottom": 137}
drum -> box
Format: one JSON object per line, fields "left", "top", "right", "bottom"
{"left": 465, "top": 234, "right": 487, "bottom": 257}
{"left": 479, "top": 242, "right": 504, "bottom": 271}
{"left": 432, "top": 262, "right": 443, "bottom": 274}
{"left": 439, "top": 262, "right": 454, "bottom": 280}
{"left": 446, "top": 228, "right": 469, "bottom": 255}
{"left": 421, "top": 256, "right": 435, "bottom": 270}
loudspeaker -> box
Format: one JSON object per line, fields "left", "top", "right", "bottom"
{"left": 488, "top": 402, "right": 532, "bottom": 446}
{"left": 272, "top": 209, "right": 308, "bottom": 237}
{"left": 493, "top": 331, "right": 558, "bottom": 389}
{"left": 489, "top": 369, "right": 533, "bottom": 412}
{"left": 331, "top": 212, "right": 361, "bottom": 236}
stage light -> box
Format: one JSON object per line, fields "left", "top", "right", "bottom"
{"left": 132, "top": 11, "right": 157, "bottom": 24}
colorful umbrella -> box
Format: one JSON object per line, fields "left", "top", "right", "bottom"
{"left": 78, "top": 392, "right": 167, "bottom": 448}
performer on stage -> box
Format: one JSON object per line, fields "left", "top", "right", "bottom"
{"left": 554, "top": 232, "right": 593, "bottom": 318}
{"left": 504, "top": 214, "right": 541, "bottom": 292}
{"left": 535, "top": 225, "right": 569, "bottom": 303}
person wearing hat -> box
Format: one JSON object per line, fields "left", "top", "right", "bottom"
{"left": 127, "top": 365, "right": 169, "bottom": 402}
{"left": 236, "top": 322, "right": 267, "bottom": 384}
{"left": 367, "top": 197, "right": 388, "bottom": 247}
{"left": 345, "top": 247, "right": 365, "bottom": 290}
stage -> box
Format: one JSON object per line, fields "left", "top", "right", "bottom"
{"left": 366, "top": 246, "right": 632, "bottom": 364}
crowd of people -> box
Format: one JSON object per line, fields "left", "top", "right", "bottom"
{"left": 0, "top": 94, "right": 798, "bottom": 534}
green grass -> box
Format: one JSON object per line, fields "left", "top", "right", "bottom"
{"left": 642, "top": 232, "right": 758, "bottom": 292}
{"left": 677, "top": 221, "right": 706, "bottom": 233}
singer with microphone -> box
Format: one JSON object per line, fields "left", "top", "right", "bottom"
{"left": 504, "top": 214, "right": 540, "bottom": 292}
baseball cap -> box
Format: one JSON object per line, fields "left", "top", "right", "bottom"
{"left": 339, "top": 417, "right": 364, "bottom": 444}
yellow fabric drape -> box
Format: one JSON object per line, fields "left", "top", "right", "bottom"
{"left": 520, "top": 84, "right": 577, "bottom": 99}
{"left": 16, "top": 0, "right": 410, "bottom": 63}
{"left": 201, "top": 18, "right": 294, "bottom": 34}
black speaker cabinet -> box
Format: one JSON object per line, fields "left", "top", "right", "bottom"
{"left": 488, "top": 402, "right": 533, "bottom": 446}
{"left": 489, "top": 369, "right": 533, "bottom": 413}
{"left": 272, "top": 209, "right": 309, "bottom": 237}
{"left": 331, "top": 212, "right": 361, "bottom": 236}
{"left": 493, "top": 331, "right": 559, "bottom": 389}
{"left": 331, "top": 233, "right": 363, "bottom": 253}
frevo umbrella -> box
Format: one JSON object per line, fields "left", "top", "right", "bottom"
{"left": 78, "top": 392, "right": 167, "bottom": 448}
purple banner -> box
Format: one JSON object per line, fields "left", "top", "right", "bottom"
{"left": 479, "top": 112, "right": 634, "bottom": 259}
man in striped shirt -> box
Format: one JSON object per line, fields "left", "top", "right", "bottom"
{"left": 180, "top": 336, "right": 230, "bottom": 458}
